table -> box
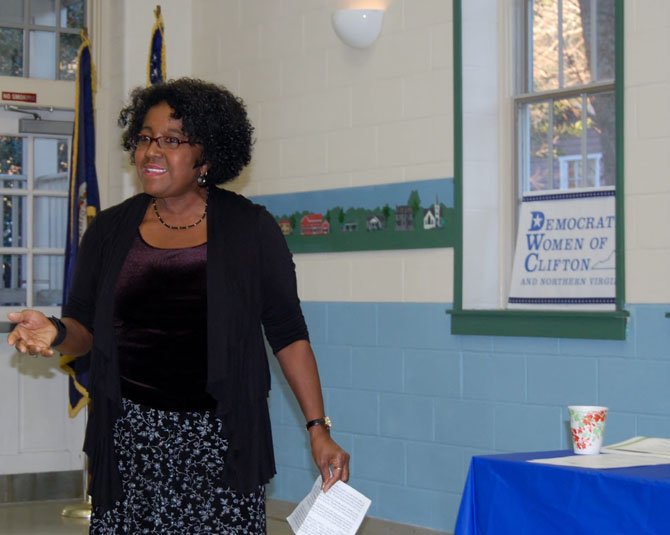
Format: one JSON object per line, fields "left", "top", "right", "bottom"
{"left": 455, "top": 450, "right": 670, "bottom": 535}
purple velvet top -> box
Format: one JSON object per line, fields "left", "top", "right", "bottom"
{"left": 114, "top": 233, "right": 216, "bottom": 411}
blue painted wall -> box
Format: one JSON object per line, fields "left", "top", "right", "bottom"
{"left": 266, "top": 302, "right": 670, "bottom": 532}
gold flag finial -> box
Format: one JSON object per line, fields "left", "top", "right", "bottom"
{"left": 154, "top": 5, "right": 161, "bottom": 18}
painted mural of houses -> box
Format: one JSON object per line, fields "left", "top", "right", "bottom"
{"left": 342, "top": 221, "right": 358, "bottom": 232}
{"left": 367, "top": 214, "right": 385, "bottom": 231}
{"left": 278, "top": 218, "right": 293, "bottom": 236}
{"left": 300, "top": 213, "right": 330, "bottom": 236}
{"left": 395, "top": 205, "right": 414, "bottom": 231}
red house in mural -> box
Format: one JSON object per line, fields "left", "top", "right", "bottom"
{"left": 300, "top": 213, "right": 330, "bottom": 236}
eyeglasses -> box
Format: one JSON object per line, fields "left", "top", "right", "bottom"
{"left": 134, "top": 134, "right": 193, "bottom": 150}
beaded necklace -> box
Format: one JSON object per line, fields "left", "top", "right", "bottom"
{"left": 152, "top": 194, "right": 208, "bottom": 230}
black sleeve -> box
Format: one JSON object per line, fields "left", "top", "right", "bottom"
{"left": 61, "top": 216, "right": 103, "bottom": 332}
{"left": 258, "top": 208, "right": 309, "bottom": 354}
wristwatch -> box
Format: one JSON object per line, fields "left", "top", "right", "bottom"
{"left": 48, "top": 316, "right": 67, "bottom": 347}
{"left": 306, "top": 416, "right": 332, "bottom": 431}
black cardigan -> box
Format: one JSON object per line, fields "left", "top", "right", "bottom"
{"left": 63, "top": 186, "right": 309, "bottom": 511}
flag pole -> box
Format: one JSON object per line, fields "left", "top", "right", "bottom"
{"left": 61, "top": 404, "right": 91, "bottom": 519}
{"left": 59, "top": 26, "right": 97, "bottom": 522}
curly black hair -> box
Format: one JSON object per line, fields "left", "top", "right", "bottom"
{"left": 119, "top": 78, "right": 254, "bottom": 185}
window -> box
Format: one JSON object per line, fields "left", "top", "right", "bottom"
{"left": 517, "top": 0, "right": 615, "bottom": 194}
{"left": 0, "top": 0, "right": 86, "bottom": 80}
{"left": 557, "top": 153, "right": 602, "bottom": 189}
{"left": 0, "top": 113, "right": 72, "bottom": 307}
{"left": 451, "top": 0, "right": 626, "bottom": 339}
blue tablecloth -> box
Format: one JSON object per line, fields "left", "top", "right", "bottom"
{"left": 455, "top": 450, "right": 670, "bottom": 535}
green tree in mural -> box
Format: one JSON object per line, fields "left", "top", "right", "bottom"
{"left": 407, "top": 190, "right": 422, "bottom": 219}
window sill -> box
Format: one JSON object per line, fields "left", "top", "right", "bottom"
{"left": 449, "top": 309, "right": 629, "bottom": 340}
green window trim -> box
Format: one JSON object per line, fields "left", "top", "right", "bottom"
{"left": 448, "top": 309, "right": 628, "bottom": 341}
{"left": 451, "top": 0, "right": 627, "bottom": 341}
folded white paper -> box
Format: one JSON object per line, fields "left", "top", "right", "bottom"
{"left": 529, "top": 453, "right": 670, "bottom": 469}
{"left": 287, "top": 477, "right": 371, "bottom": 535}
{"left": 600, "top": 436, "right": 670, "bottom": 457}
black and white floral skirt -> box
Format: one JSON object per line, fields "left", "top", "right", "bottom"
{"left": 90, "top": 398, "right": 266, "bottom": 534}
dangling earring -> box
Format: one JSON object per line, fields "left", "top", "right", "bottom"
{"left": 197, "top": 172, "right": 208, "bottom": 187}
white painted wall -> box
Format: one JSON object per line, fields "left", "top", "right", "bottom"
{"left": 103, "top": 0, "right": 195, "bottom": 205}
{"left": 624, "top": 1, "right": 670, "bottom": 303}
{"left": 461, "top": 0, "right": 502, "bottom": 309}
{"left": 190, "top": 0, "right": 455, "bottom": 304}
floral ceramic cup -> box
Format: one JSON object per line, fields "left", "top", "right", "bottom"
{"left": 568, "top": 405, "right": 608, "bottom": 454}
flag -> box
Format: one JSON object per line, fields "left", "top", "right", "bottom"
{"left": 60, "top": 30, "right": 100, "bottom": 418}
{"left": 148, "top": 5, "right": 166, "bottom": 85}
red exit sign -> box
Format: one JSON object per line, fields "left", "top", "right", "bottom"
{"left": 2, "top": 91, "right": 37, "bottom": 103}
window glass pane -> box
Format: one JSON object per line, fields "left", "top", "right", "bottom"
{"left": 562, "top": 0, "right": 591, "bottom": 87}
{"left": 34, "top": 137, "right": 69, "bottom": 191}
{"left": 34, "top": 196, "right": 66, "bottom": 248}
{"left": 533, "top": 0, "right": 615, "bottom": 91}
{"left": 60, "top": 0, "right": 84, "bottom": 28}
{"left": 0, "top": 136, "right": 27, "bottom": 190}
{"left": 532, "top": 0, "right": 559, "bottom": 92}
{"left": 595, "top": 0, "right": 615, "bottom": 81}
{"left": 30, "top": 0, "right": 55, "bottom": 26}
{"left": 521, "top": 94, "right": 610, "bottom": 193}
{"left": 58, "top": 31, "right": 78, "bottom": 80}
{"left": 587, "top": 92, "right": 615, "bottom": 187}
{"left": 553, "top": 96, "right": 582, "bottom": 189}
{"left": 1, "top": 195, "right": 27, "bottom": 247}
{"left": 33, "top": 254, "right": 63, "bottom": 306}
{"left": 521, "top": 101, "right": 552, "bottom": 191}
{"left": 0, "top": 175, "right": 27, "bottom": 189}
{"left": 0, "top": 0, "right": 25, "bottom": 24}
{"left": 29, "top": 29, "right": 55, "bottom": 78}
{"left": 0, "top": 254, "right": 27, "bottom": 306}
{"left": 0, "top": 27, "right": 23, "bottom": 77}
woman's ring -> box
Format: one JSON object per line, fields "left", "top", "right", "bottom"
{"left": 334, "top": 467, "right": 342, "bottom": 470}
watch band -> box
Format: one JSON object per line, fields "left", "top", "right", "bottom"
{"left": 306, "top": 416, "right": 332, "bottom": 431}
{"left": 48, "top": 316, "right": 67, "bottom": 347}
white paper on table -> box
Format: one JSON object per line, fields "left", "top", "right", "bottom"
{"left": 287, "top": 477, "right": 371, "bottom": 535}
{"left": 528, "top": 453, "right": 670, "bottom": 469}
{"left": 600, "top": 436, "right": 670, "bottom": 457}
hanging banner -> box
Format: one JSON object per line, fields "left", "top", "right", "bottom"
{"left": 507, "top": 187, "right": 615, "bottom": 311}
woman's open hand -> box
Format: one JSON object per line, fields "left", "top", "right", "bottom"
{"left": 7, "top": 310, "right": 57, "bottom": 357}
